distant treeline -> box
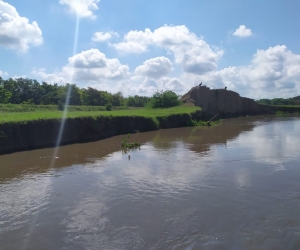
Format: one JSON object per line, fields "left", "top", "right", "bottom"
{"left": 257, "top": 96, "right": 300, "bottom": 106}
{"left": 0, "top": 77, "right": 150, "bottom": 107}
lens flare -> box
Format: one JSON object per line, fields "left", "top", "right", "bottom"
{"left": 22, "top": 14, "right": 80, "bottom": 250}
{"left": 50, "top": 14, "right": 80, "bottom": 168}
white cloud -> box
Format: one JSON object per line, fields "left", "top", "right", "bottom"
{"left": 69, "top": 49, "right": 107, "bottom": 68}
{"left": 163, "top": 77, "right": 185, "bottom": 92}
{"left": 233, "top": 25, "right": 252, "bottom": 37}
{"left": 112, "top": 41, "right": 148, "bottom": 54}
{"left": 33, "top": 44, "right": 300, "bottom": 99}
{"left": 0, "top": 1, "right": 43, "bottom": 52}
{"left": 132, "top": 76, "right": 186, "bottom": 96}
{"left": 59, "top": 0, "right": 100, "bottom": 19}
{"left": 182, "top": 45, "right": 300, "bottom": 99}
{"left": 29, "top": 14, "right": 299, "bottom": 100}
{"left": 91, "top": 31, "right": 118, "bottom": 42}
{"left": 137, "top": 77, "right": 158, "bottom": 95}
{"left": 134, "top": 57, "right": 172, "bottom": 79}
{"left": 0, "top": 70, "right": 8, "bottom": 77}
{"left": 33, "top": 49, "right": 130, "bottom": 85}
{"left": 32, "top": 68, "right": 66, "bottom": 84}
{"left": 111, "top": 28, "right": 152, "bottom": 54}
{"left": 112, "top": 25, "right": 223, "bottom": 75}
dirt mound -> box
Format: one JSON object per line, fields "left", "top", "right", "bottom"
{"left": 180, "top": 86, "right": 274, "bottom": 116}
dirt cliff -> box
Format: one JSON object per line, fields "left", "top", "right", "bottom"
{"left": 180, "top": 86, "right": 275, "bottom": 117}
{"left": 0, "top": 113, "right": 194, "bottom": 155}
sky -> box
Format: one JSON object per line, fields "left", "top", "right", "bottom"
{"left": 0, "top": 0, "right": 300, "bottom": 99}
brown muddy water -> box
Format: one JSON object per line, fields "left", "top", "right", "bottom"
{"left": 1, "top": 116, "right": 300, "bottom": 250}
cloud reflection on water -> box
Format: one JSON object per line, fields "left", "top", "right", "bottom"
{"left": 1, "top": 117, "right": 300, "bottom": 249}
{"left": 229, "top": 117, "right": 300, "bottom": 165}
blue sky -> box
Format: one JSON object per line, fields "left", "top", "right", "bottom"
{"left": 1, "top": 0, "right": 300, "bottom": 99}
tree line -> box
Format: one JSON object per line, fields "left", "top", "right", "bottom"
{"left": 0, "top": 77, "right": 151, "bottom": 107}
{"left": 257, "top": 96, "right": 300, "bottom": 106}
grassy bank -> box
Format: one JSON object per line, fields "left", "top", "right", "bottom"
{"left": 0, "top": 105, "right": 205, "bottom": 155}
{"left": 0, "top": 105, "right": 201, "bottom": 124}
{"left": 272, "top": 105, "right": 300, "bottom": 108}
{"left": 0, "top": 104, "right": 135, "bottom": 113}
{"left": 276, "top": 110, "right": 300, "bottom": 116}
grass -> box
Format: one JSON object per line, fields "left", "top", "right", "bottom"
{"left": 121, "top": 134, "right": 141, "bottom": 151}
{"left": 272, "top": 105, "right": 300, "bottom": 108}
{"left": 0, "top": 104, "right": 135, "bottom": 113}
{"left": 187, "top": 119, "right": 222, "bottom": 127}
{"left": 0, "top": 104, "right": 59, "bottom": 113}
{"left": 0, "top": 105, "right": 201, "bottom": 124}
{"left": 276, "top": 110, "right": 300, "bottom": 116}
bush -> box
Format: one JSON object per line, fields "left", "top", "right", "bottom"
{"left": 58, "top": 101, "right": 64, "bottom": 111}
{"left": 106, "top": 103, "right": 112, "bottom": 111}
{"left": 149, "top": 90, "right": 180, "bottom": 108}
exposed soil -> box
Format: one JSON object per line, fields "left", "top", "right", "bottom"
{"left": 180, "top": 86, "right": 275, "bottom": 117}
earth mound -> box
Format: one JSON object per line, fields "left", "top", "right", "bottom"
{"left": 180, "top": 86, "right": 274, "bottom": 117}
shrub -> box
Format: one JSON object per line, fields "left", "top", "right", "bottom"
{"left": 106, "top": 103, "right": 112, "bottom": 111}
{"left": 58, "top": 101, "right": 64, "bottom": 111}
{"left": 149, "top": 90, "right": 180, "bottom": 108}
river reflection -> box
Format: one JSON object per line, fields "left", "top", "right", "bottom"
{"left": 0, "top": 116, "right": 300, "bottom": 249}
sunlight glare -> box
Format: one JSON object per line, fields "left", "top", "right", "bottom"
{"left": 50, "top": 14, "right": 80, "bottom": 168}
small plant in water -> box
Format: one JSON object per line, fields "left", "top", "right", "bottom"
{"left": 121, "top": 134, "right": 141, "bottom": 152}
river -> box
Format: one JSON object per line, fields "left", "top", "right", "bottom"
{"left": 1, "top": 116, "right": 300, "bottom": 250}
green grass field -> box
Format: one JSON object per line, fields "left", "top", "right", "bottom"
{"left": 0, "top": 104, "right": 136, "bottom": 113}
{"left": 0, "top": 105, "right": 201, "bottom": 124}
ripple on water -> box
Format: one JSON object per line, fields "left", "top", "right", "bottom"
{"left": 1, "top": 117, "right": 300, "bottom": 249}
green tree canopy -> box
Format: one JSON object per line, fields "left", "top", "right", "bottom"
{"left": 149, "top": 90, "right": 180, "bottom": 108}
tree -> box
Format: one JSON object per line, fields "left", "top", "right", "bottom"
{"left": 0, "top": 86, "right": 11, "bottom": 103}
{"left": 0, "top": 76, "right": 170, "bottom": 108}
{"left": 149, "top": 90, "right": 180, "bottom": 108}
{"left": 3, "top": 78, "right": 19, "bottom": 103}
{"left": 99, "top": 91, "right": 112, "bottom": 106}
{"left": 112, "top": 91, "right": 124, "bottom": 106}
{"left": 125, "top": 95, "right": 150, "bottom": 107}
{"left": 16, "top": 78, "right": 34, "bottom": 104}
{"left": 81, "top": 87, "right": 102, "bottom": 106}
{"left": 59, "top": 84, "right": 82, "bottom": 105}
{"left": 39, "top": 82, "right": 61, "bottom": 105}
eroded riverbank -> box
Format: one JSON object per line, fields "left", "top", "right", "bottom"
{"left": 0, "top": 112, "right": 201, "bottom": 155}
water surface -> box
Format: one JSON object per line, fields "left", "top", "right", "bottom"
{"left": 1, "top": 116, "right": 300, "bottom": 249}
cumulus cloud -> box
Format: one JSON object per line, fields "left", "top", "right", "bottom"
{"left": 69, "top": 49, "right": 107, "bottom": 68}
{"left": 29, "top": 16, "right": 299, "bottom": 99}
{"left": 163, "top": 77, "right": 185, "bottom": 92}
{"left": 111, "top": 28, "right": 152, "bottom": 53}
{"left": 33, "top": 44, "right": 300, "bottom": 98}
{"left": 233, "top": 25, "right": 252, "bottom": 37}
{"left": 182, "top": 45, "right": 300, "bottom": 99}
{"left": 137, "top": 77, "right": 158, "bottom": 95}
{"left": 33, "top": 49, "right": 130, "bottom": 84}
{"left": 32, "top": 68, "right": 66, "bottom": 84}
{"left": 134, "top": 57, "right": 172, "bottom": 79}
{"left": 112, "top": 25, "right": 223, "bottom": 75}
{"left": 59, "top": 0, "right": 100, "bottom": 19}
{"left": 131, "top": 76, "right": 186, "bottom": 96}
{"left": 0, "top": 1, "right": 43, "bottom": 52}
{"left": 91, "top": 31, "right": 118, "bottom": 42}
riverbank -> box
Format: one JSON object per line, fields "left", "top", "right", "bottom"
{"left": 0, "top": 105, "right": 205, "bottom": 155}
{"left": 1, "top": 103, "right": 299, "bottom": 155}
